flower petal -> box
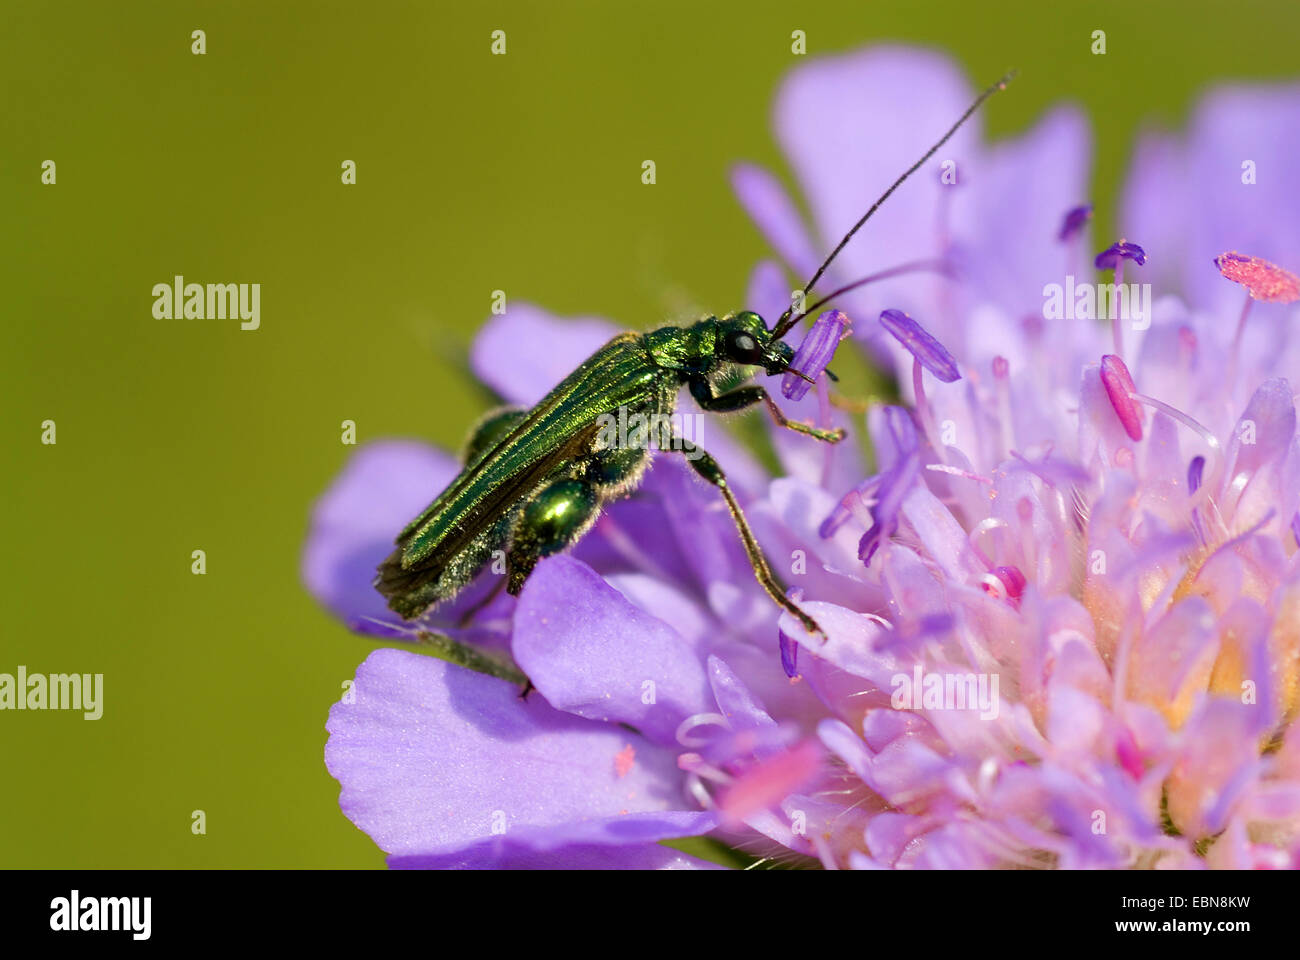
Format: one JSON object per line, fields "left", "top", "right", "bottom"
{"left": 326, "top": 648, "right": 695, "bottom": 858}
{"left": 512, "top": 555, "right": 712, "bottom": 745}
{"left": 730, "top": 163, "right": 821, "bottom": 279}
{"left": 706, "top": 654, "right": 777, "bottom": 731}
{"left": 773, "top": 47, "right": 977, "bottom": 323}
{"left": 470, "top": 302, "right": 620, "bottom": 406}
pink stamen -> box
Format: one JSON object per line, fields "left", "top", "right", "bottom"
{"left": 1099, "top": 354, "right": 1144, "bottom": 442}
{"left": 1116, "top": 727, "right": 1144, "bottom": 780}
{"left": 994, "top": 565, "right": 1027, "bottom": 606}
{"left": 980, "top": 566, "right": 1025, "bottom": 608}
{"left": 1215, "top": 251, "right": 1300, "bottom": 303}
{"left": 1216, "top": 252, "right": 1298, "bottom": 393}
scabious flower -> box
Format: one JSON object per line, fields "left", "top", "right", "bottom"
{"left": 306, "top": 47, "right": 1300, "bottom": 868}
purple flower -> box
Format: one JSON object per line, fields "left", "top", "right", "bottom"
{"left": 307, "top": 47, "right": 1300, "bottom": 870}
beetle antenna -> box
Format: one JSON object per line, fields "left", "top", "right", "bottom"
{"left": 770, "top": 69, "right": 1015, "bottom": 341}
{"left": 778, "top": 257, "right": 953, "bottom": 333}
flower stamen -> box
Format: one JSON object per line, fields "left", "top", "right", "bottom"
{"left": 1100, "top": 354, "right": 1144, "bottom": 442}
{"left": 1095, "top": 240, "right": 1147, "bottom": 359}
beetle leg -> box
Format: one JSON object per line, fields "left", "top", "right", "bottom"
{"left": 689, "top": 379, "right": 844, "bottom": 444}
{"left": 455, "top": 575, "right": 507, "bottom": 626}
{"left": 675, "top": 444, "right": 824, "bottom": 637}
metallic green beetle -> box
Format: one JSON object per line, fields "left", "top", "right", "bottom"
{"left": 376, "top": 311, "right": 840, "bottom": 634}
{"left": 376, "top": 74, "right": 1012, "bottom": 638}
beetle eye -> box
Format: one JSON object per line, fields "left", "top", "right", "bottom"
{"left": 726, "top": 330, "right": 765, "bottom": 364}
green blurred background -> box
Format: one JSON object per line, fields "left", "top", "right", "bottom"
{"left": 3, "top": 0, "right": 1297, "bottom": 867}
